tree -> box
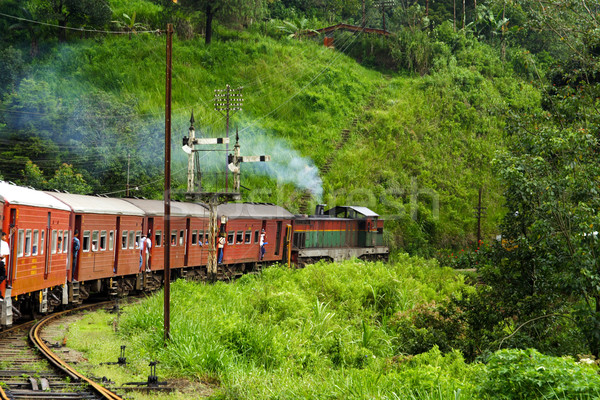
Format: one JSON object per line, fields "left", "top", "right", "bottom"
{"left": 179, "top": 0, "right": 267, "bottom": 44}
{"left": 19, "top": 160, "right": 47, "bottom": 189}
{"left": 47, "top": 163, "right": 91, "bottom": 194}
{"left": 33, "top": 0, "right": 112, "bottom": 42}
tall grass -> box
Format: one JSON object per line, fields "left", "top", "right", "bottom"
{"left": 114, "top": 257, "right": 477, "bottom": 398}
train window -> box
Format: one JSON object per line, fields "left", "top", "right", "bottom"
{"left": 128, "top": 231, "right": 135, "bottom": 249}
{"left": 236, "top": 231, "right": 243, "bottom": 244}
{"left": 254, "top": 230, "right": 259, "bottom": 243}
{"left": 57, "top": 230, "right": 63, "bottom": 253}
{"left": 32, "top": 230, "right": 39, "bottom": 256}
{"left": 63, "top": 231, "right": 69, "bottom": 253}
{"left": 100, "top": 231, "right": 107, "bottom": 250}
{"left": 91, "top": 231, "right": 99, "bottom": 251}
{"left": 245, "top": 230, "right": 251, "bottom": 244}
{"left": 82, "top": 231, "right": 91, "bottom": 252}
{"left": 204, "top": 233, "right": 209, "bottom": 244}
{"left": 135, "top": 231, "right": 141, "bottom": 249}
{"left": 121, "top": 231, "right": 128, "bottom": 249}
{"left": 179, "top": 230, "right": 184, "bottom": 246}
{"left": 155, "top": 230, "right": 162, "bottom": 247}
{"left": 109, "top": 231, "right": 114, "bottom": 251}
{"left": 17, "top": 229, "right": 24, "bottom": 257}
{"left": 25, "top": 229, "right": 32, "bottom": 256}
{"left": 227, "top": 231, "right": 234, "bottom": 245}
{"left": 171, "top": 230, "right": 177, "bottom": 246}
{"left": 40, "top": 231, "right": 44, "bottom": 255}
{"left": 198, "top": 230, "right": 204, "bottom": 245}
{"left": 191, "top": 230, "right": 197, "bottom": 245}
{"left": 51, "top": 230, "right": 58, "bottom": 254}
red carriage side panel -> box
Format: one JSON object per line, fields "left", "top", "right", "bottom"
{"left": 217, "top": 203, "right": 294, "bottom": 265}
{"left": 11, "top": 205, "right": 71, "bottom": 297}
{"left": 46, "top": 192, "right": 146, "bottom": 280}
{"left": 0, "top": 183, "right": 72, "bottom": 298}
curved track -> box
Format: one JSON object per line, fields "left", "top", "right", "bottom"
{"left": 0, "top": 302, "right": 124, "bottom": 400}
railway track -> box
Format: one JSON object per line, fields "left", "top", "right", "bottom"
{"left": 0, "top": 302, "right": 124, "bottom": 400}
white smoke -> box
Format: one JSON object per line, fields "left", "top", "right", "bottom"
{"left": 238, "top": 127, "right": 324, "bottom": 200}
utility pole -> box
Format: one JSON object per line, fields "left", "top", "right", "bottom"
{"left": 214, "top": 85, "right": 243, "bottom": 192}
{"left": 473, "top": 187, "right": 486, "bottom": 245}
{"left": 126, "top": 152, "right": 130, "bottom": 197}
{"left": 377, "top": 0, "right": 395, "bottom": 32}
{"left": 163, "top": 23, "right": 173, "bottom": 343}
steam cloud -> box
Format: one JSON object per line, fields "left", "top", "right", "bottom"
{"left": 238, "top": 127, "right": 324, "bottom": 200}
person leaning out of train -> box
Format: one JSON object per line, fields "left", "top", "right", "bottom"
{"left": 217, "top": 232, "right": 226, "bottom": 264}
{"left": 144, "top": 234, "right": 152, "bottom": 272}
{"left": 72, "top": 230, "right": 80, "bottom": 281}
{"left": 0, "top": 230, "right": 11, "bottom": 299}
{"left": 138, "top": 234, "right": 147, "bottom": 272}
{"left": 260, "top": 229, "right": 267, "bottom": 260}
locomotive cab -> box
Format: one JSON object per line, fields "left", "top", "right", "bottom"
{"left": 292, "top": 205, "right": 388, "bottom": 266}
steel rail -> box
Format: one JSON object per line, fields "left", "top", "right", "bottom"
{"left": 29, "top": 301, "right": 125, "bottom": 400}
{"left": 0, "top": 385, "right": 8, "bottom": 400}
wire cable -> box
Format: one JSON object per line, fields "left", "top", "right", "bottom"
{"left": 0, "top": 12, "right": 163, "bottom": 35}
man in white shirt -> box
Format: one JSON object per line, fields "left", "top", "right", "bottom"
{"left": 138, "top": 235, "right": 146, "bottom": 272}
{"left": 0, "top": 230, "right": 10, "bottom": 299}
{"left": 144, "top": 234, "right": 152, "bottom": 272}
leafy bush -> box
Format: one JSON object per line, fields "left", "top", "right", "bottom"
{"left": 477, "top": 349, "right": 600, "bottom": 400}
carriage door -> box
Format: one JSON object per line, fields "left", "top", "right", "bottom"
{"left": 73, "top": 215, "right": 82, "bottom": 278}
{"left": 184, "top": 218, "right": 191, "bottom": 266}
{"left": 10, "top": 209, "right": 18, "bottom": 284}
{"left": 114, "top": 217, "right": 121, "bottom": 274}
{"left": 275, "top": 221, "right": 282, "bottom": 256}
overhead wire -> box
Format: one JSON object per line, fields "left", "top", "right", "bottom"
{"left": 0, "top": 11, "right": 162, "bottom": 35}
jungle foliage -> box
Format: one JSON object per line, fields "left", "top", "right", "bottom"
{"left": 67, "top": 260, "right": 600, "bottom": 399}
{"left": 3, "top": 0, "right": 600, "bottom": 376}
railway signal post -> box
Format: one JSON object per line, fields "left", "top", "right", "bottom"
{"left": 228, "top": 128, "right": 271, "bottom": 193}
{"left": 183, "top": 112, "right": 240, "bottom": 280}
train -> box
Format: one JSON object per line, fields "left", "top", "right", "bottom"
{"left": 0, "top": 181, "right": 388, "bottom": 327}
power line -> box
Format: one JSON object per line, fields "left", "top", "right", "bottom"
{"left": 0, "top": 12, "right": 163, "bottom": 35}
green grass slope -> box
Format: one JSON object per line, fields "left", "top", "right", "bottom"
{"left": 2, "top": 10, "right": 543, "bottom": 252}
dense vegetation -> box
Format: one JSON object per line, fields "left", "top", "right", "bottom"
{"left": 69, "top": 260, "right": 600, "bottom": 399}
{"left": 4, "top": 0, "right": 600, "bottom": 396}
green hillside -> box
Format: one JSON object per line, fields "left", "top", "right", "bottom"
{"left": 0, "top": 0, "right": 541, "bottom": 253}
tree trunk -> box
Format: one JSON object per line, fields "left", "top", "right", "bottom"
{"left": 59, "top": 19, "right": 67, "bottom": 42}
{"left": 453, "top": 0, "right": 456, "bottom": 31}
{"left": 205, "top": 4, "right": 214, "bottom": 45}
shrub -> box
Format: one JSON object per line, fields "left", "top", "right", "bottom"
{"left": 477, "top": 348, "right": 600, "bottom": 400}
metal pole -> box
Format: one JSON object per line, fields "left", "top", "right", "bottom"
{"left": 225, "top": 86, "right": 230, "bottom": 192}
{"left": 126, "top": 153, "right": 130, "bottom": 197}
{"left": 164, "top": 23, "right": 173, "bottom": 343}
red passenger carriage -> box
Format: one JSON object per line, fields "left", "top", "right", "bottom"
{"left": 46, "top": 192, "right": 146, "bottom": 281}
{"left": 217, "top": 203, "right": 294, "bottom": 266}
{"left": 0, "top": 182, "right": 71, "bottom": 325}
